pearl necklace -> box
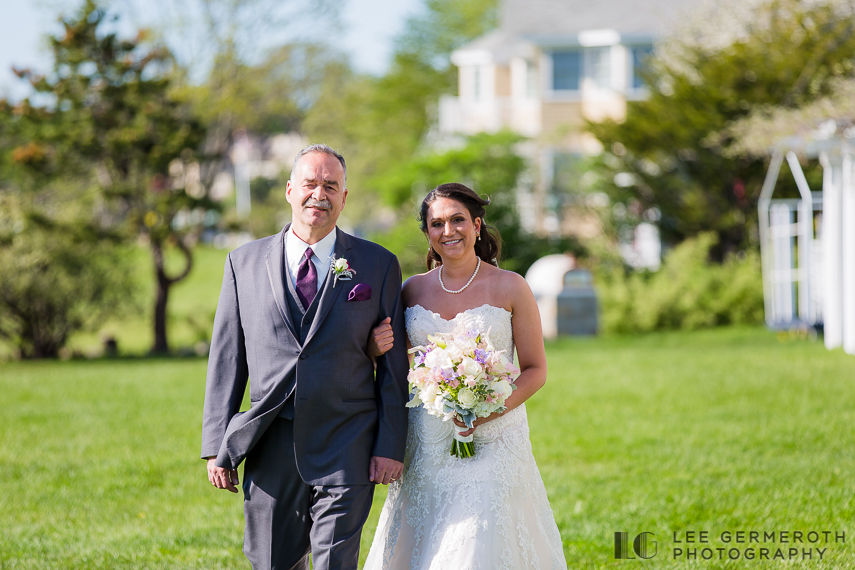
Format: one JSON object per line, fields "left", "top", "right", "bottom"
{"left": 438, "top": 258, "right": 481, "bottom": 294}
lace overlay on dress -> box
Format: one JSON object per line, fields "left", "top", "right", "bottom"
{"left": 363, "top": 304, "right": 566, "bottom": 570}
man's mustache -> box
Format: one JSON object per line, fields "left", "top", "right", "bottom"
{"left": 303, "top": 198, "right": 332, "bottom": 210}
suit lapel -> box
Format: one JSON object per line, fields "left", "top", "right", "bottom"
{"left": 265, "top": 225, "right": 298, "bottom": 341}
{"left": 303, "top": 228, "right": 352, "bottom": 347}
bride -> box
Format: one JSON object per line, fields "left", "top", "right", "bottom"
{"left": 363, "top": 183, "right": 566, "bottom": 569}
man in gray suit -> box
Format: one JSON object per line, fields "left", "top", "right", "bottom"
{"left": 201, "top": 144, "right": 409, "bottom": 570}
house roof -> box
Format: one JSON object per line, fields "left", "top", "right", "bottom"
{"left": 453, "top": 0, "right": 703, "bottom": 61}
{"left": 501, "top": 0, "right": 702, "bottom": 38}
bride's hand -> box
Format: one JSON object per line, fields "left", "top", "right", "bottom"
{"left": 453, "top": 413, "right": 497, "bottom": 437}
{"left": 368, "top": 317, "right": 394, "bottom": 357}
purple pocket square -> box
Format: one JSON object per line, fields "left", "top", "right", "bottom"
{"left": 347, "top": 283, "right": 372, "bottom": 302}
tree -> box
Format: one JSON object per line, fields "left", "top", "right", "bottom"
{"left": 723, "top": 77, "right": 855, "bottom": 156}
{"left": 5, "top": 0, "right": 210, "bottom": 353}
{"left": 587, "top": 0, "right": 855, "bottom": 257}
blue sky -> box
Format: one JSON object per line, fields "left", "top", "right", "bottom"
{"left": 0, "top": 0, "right": 423, "bottom": 100}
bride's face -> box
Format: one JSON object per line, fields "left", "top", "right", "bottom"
{"left": 427, "top": 197, "right": 482, "bottom": 261}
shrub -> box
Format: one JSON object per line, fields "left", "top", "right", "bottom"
{"left": 596, "top": 233, "right": 764, "bottom": 334}
{"left": 0, "top": 194, "right": 136, "bottom": 359}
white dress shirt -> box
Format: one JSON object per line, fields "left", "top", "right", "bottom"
{"left": 285, "top": 225, "right": 336, "bottom": 294}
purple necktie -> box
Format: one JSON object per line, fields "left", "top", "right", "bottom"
{"left": 295, "top": 247, "right": 317, "bottom": 309}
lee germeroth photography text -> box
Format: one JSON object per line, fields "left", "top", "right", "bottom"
{"left": 615, "top": 530, "right": 846, "bottom": 561}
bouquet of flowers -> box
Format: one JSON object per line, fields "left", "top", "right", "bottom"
{"left": 406, "top": 328, "right": 520, "bottom": 458}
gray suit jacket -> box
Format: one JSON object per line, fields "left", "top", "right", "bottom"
{"left": 201, "top": 225, "right": 409, "bottom": 486}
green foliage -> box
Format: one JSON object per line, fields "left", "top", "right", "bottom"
{"left": 375, "top": 131, "right": 525, "bottom": 207}
{"left": 0, "top": 191, "right": 136, "bottom": 359}
{"left": 245, "top": 174, "right": 291, "bottom": 238}
{"left": 724, "top": 76, "right": 855, "bottom": 156}
{"left": 597, "top": 233, "right": 764, "bottom": 333}
{"left": 369, "top": 215, "right": 429, "bottom": 279}
{"left": 588, "top": 0, "right": 853, "bottom": 256}
{"left": 181, "top": 42, "right": 340, "bottom": 137}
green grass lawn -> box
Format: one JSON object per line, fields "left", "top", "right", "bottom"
{"left": 1, "top": 328, "right": 853, "bottom": 568}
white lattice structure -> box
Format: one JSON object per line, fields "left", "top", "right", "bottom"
{"left": 759, "top": 136, "right": 855, "bottom": 355}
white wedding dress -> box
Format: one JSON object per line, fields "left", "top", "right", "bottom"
{"left": 364, "top": 304, "right": 567, "bottom": 570}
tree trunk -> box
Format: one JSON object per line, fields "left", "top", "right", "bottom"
{"left": 152, "top": 266, "right": 171, "bottom": 354}
{"left": 24, "top": 304, "right": 64, "bottom": 359}
{"left": 150, "top": 238, "right": 194, "bottom": 355}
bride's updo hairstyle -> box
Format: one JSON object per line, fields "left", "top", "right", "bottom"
{"left": 418, "top": 182, "right": 502, "bottom": 270}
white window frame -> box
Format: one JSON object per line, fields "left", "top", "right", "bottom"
{"left": 544, "top": 45, "right": 618, "bottom": 101}
{"left": 626, "top": 44, "right": 654, "bottom": 98}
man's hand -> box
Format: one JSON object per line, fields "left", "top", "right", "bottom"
{"left": 207, "top": 457, "right": 240, "bottom": 493}
{"left": 367, "top": 317, "right": 394, "bottom": 357}
{"left": 369, "top": 456, "right": 403, "bottom": 485}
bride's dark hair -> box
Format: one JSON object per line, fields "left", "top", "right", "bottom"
{"left": 418, "top": 182, "right": 502, "bottom": 270}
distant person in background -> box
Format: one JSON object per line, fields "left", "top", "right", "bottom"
{"left": 201, "top": 144, "right": 409, "bottom": 570}
{"left": 363, "top": 183, "right": 567, "bottom": 569}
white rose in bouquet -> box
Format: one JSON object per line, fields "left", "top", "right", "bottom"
{"left": 457, "top": 387, "right": 477, "bottom": 409}
{"left": 491, "top": 378, "right": 514, "bottom": 402}
{"left": 458, "top": 356, "right": 483, "bottom": 379}
{"left": 445, "top": 342, "right": 464, "bottom": 362}
{"left": 424, "top": 347, "right": 453, "bottom": 370}
{"left": 420, "top": 382, "right": 439, "bottom": 405}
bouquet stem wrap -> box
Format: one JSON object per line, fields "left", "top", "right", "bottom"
{"left": 451, "top": 424, "right": 475, "bottom": 458}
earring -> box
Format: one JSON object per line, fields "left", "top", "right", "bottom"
{"left": 477, "top": 233, "right": 481, "bottom": 241}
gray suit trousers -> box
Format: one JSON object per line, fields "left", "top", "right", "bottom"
{"left": 242, "top": 417, "right": 374, "bottom": 570}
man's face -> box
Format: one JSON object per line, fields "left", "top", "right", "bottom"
{"left": 286, "top": 152, "right": 347, "bottom": 240}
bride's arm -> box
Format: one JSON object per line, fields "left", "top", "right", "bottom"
{"left": 369, "top": 275, "right": 421, "bottom": 358}
{"left": 457, "top": 272, "right": 547, "bottom": 435}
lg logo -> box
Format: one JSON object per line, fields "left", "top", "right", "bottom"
{"left": 614, "top": 532, "right": 657, "bottom": 560}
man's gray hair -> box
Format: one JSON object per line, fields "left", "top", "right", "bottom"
{"left": 291, "top": 144, "right": 347, "bottom": 183}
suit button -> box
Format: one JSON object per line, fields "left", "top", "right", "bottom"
{"left": 299, "top": 354, "right": 307, "bottom": 360}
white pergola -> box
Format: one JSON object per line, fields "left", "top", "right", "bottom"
{"left": 759, "top": 132, "right": 855, "bottom": 355}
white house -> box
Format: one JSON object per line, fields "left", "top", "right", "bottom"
{"left": 439, "top": 0, "right": 700, "bottom": 241}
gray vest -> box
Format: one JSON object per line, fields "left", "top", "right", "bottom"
{"left": 279, "top": 253, "right": 322, "bottom": 418}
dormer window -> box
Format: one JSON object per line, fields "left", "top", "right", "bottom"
{"left": 550, "top": 46, "right": 613, "bottom": 93}
{"left": 586, "top": 47, "right": 611, "bottom": 89}
{"left": 630, "top": 45, "right": 654, "bottom": 90}
{"left": 552, "top": 50, "right": 582, "bottom": 90}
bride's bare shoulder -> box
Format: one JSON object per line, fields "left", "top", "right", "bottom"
{"left": 484, "top": 264, "right": 534, "bottom": 307}
{"left": 402, "top": 270, "right": 436, "bottom": 307}
{"left": 484, "top": 263, "right": 528, "bottom": 289}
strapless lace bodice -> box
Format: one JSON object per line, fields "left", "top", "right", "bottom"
{"left": 364, "top": 303, "right": 567, "bottom": 570}
{"left": 405, "top": 303, "right": 515, "bottom": 357}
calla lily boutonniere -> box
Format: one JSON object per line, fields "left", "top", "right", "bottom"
{"left": 331, "top": 256, "right": 355, "bottom": 287}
